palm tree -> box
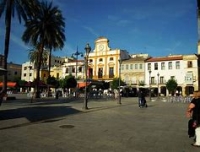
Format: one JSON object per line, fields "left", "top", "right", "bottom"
{"left": 28, "top": 44, "right": 49, "bottom": 68}
{"left": 22, "top": 1, "right": 65, "bottom": 98}
{"left": 0, "top": 0, "right": 39, "bottom": 97}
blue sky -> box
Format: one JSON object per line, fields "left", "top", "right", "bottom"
{"left": 0, "top": 0, "right": 198, "bottom": 64}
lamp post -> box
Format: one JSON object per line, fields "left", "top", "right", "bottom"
{"left": 149, "top": 70, "right": 152, "bottom": 102}
{"left": 72, "top": 47, "right": 83, "bottom": 79}
{"left": 83, "top": 43, "right": 91, "bottom": 110}
{"left": 118, "top": 59, "right": 122, "bottom": 104}
{"left": 28, "top": 65, "right": 32, "bottom": 93}
{"left": 157, "top": 73, "right": 160, "bottom": 97}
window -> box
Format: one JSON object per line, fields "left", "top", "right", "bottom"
{"left": 135, "top": 64, "right": 138, "bottom": 69}
{"left": 151, "top": 77, "right": 155, "bottom": 84}
{"left": 29, "top": 73, "right": 32, "bottom": 77}
{"left": 150, "top": 77, "right": 155, "bottom": 84}
{"left": 160, "top": 76, "right": 164, "bottom": 84}
{"left": 161, "top": 62, "right": 165, "bottom": 70}
{"left": 24, "top": 73, "right": 26, "bottom": 77}
{"left": 110, "top": 57, "right": 113, "bottom": 61}
{"left": 99, "top": 58, "right": 103, "bottom": 62}
{"left": 109, "top": 67, "right": 114, "bottom": 78}
{"left": 78, "top": 67, "right": 82, "bottom": 72}
{"left": 130, "top": 64, "right": 133, "bottom": 69}
{"left": 14, "top": 71, "right": 18, "bottom": 75}
{"left": 89, "top": 59, "right": 93, "bottom": 63}
{"left": 126, "top": 64, "right": 129, "bottom": 70}
{"left": 154, "top": 63, "right": 158, "bottom": 70}
{"left": 65, "top": 68, "right": 68, "bottom": 73}
{"left": 98, "top": 68, "right": 103, "bottom": 78}
{"left": 139, "top": 64, "right": 142, "bottom": 69}
{"left": 168, "top": 62, "right": 172, "bottom": 69}
{"left": 72, "top": 67, "right": 75, "bottom": 73}
{"left": 187, "top": 61, "right": 193, "bottom": 68}
{"left": 171, "top": 76, "right": 175, "bottom": 79}
{"left": 24, "top": 67, "right": 27, "bottom": 70}
{"left": 148, "top": 63, "right": 151, "bottom": 70}
{"left": 88, "top": 68, "right": 93, "bottom": 79}
{"left": 121, "top": 65, "right": 124, "bottom": 70}
{"left": 176, "top": 61, "right": 180, "bottom": 69}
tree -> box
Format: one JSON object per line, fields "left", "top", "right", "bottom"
{"left": 0, "top": 0, "right": 38, "bottom": 96}
{"left": 59, "top": 75, "right": 77, "bottom": 89}
{"left": 22, "top": 1, "right": 65, "bottom": 98}
{"left": 28, "top": 44, "right": 49, "bottom": 68}
{"left": 46, "top": 76, "right": 59, "bottom": 88}
{"left": 166, "top": 78, "right": 178, "bottom": 96}
{"left": 17, "top": 79, "right": 27, "bottom": 87}
{"left": 110, "top": 78, "right": 125, "bottom": 90}
{"left": 138, "top": 80, "right": 145, "bottom": 86}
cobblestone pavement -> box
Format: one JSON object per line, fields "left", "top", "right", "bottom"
{"left": 0, "top": 96, "right": 199, "bottom": 152}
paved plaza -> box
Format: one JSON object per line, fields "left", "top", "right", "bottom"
{"left": 0, "top": 95, "right": 199, "bottom": 152}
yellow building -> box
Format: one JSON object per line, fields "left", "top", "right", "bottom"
{"left": 50, "top": 66, "right": 63, "bottom": 79}
{"left": 121, "top": 54, "right": 149, "bottom": 88}
{"left": 88, "top": 37, "right": 130, "bottom": 82}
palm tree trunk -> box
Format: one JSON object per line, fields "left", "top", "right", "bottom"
{"left": 1, "top": 0, "right": 12, "bottom": 103}
{"left": 35, "top": 43, "right": 44, "bottom": 98}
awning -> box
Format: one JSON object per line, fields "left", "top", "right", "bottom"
{"left": 25, "top": 81, "right": 47, "bottom": 87}
{"left": 77, "top": 82, "right": 91, "bottom": 88}
{"left": 0, "top": 82, "right": 17, "bottom": 87}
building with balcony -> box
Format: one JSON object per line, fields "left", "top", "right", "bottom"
{"left": 88, "top": 37, "right": 130, "bottom": 82}
{"left": 145, "top": 54, "right": 200, "bottom": 96}
{"left": 121, "top": 54, "right": 149, "bottom": 89}
{"left": 61, "top": 58, "right": 85, "bottom": 79}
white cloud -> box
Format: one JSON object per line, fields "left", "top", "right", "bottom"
{"left": 117, "top": 20, "right": 132, "bottom": 27}
{"left": 107, "top": 15, "right": 119, "bottom": 21}
{"left": 82, "top": 26, "right": 99, "bottom": 37}
{"left": 10, "top": 33, "right": 30, "bottom": 50}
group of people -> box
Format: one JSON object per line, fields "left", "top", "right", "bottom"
{"left": 186, "top": 91, "right": 200, "bottom": 147}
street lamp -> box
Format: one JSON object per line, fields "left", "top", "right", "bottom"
{"left": 28, "top": 65, "right": 32, "bottom": 93}
{"left": 149, "top": 70, "right": 152, "bottom": 102}
{"left": 157, "top": 73, "right": 160, "bottom": 97}
{"left": 83, "top": 43, "right": 91, "bottom": 110}
{"left": 118, "top": 59, "right": 122, "bottom": 104}
{"left": 71, "top": 47, "right": 83, "bottom": 79}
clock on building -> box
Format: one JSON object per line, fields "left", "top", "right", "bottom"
{"left": 99, "top": 44, "right": 104, "bottom": 51}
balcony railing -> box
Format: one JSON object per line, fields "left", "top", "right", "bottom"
{"left": 109, "top": 74, "right": 114, "bottom": 78}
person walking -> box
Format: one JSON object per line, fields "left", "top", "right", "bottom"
{"left": 138, "top": 90, "right": 147, "bottom": 108}
{"left": 186, "top": 91, "right": 200, "bottom": 147}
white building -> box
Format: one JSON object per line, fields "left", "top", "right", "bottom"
{"left": 61, "top": 58, "right": 85, "bottom": 79}
{"left": 145, "top": 54, "right": 200, "bottom": 96}
{"left": 21, "top": 61, "right": 35, "bottom": 82}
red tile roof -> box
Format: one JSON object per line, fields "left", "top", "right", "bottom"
{"left": 146, "top": 56, "right": 182, "bottom": 62}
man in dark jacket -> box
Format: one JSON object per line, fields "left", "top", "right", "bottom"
{"left": 186, "top": 91, "right": 200, "bottom": 147}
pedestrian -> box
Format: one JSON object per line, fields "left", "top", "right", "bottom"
{"left": 138, "top": 90, "right": 142, "bottom": 107}
{"left": 55, "top": 90, "right": 59, "bottom": 99}
{"left": 138, "top": 90, "right": 147, "bottom": 108}
{"left": 186, "top": 91, "right": 200, "bottom": 147}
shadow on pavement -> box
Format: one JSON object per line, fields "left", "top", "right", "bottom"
{"left": 0, "top": 106, "right": 81, "bottom": 122}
